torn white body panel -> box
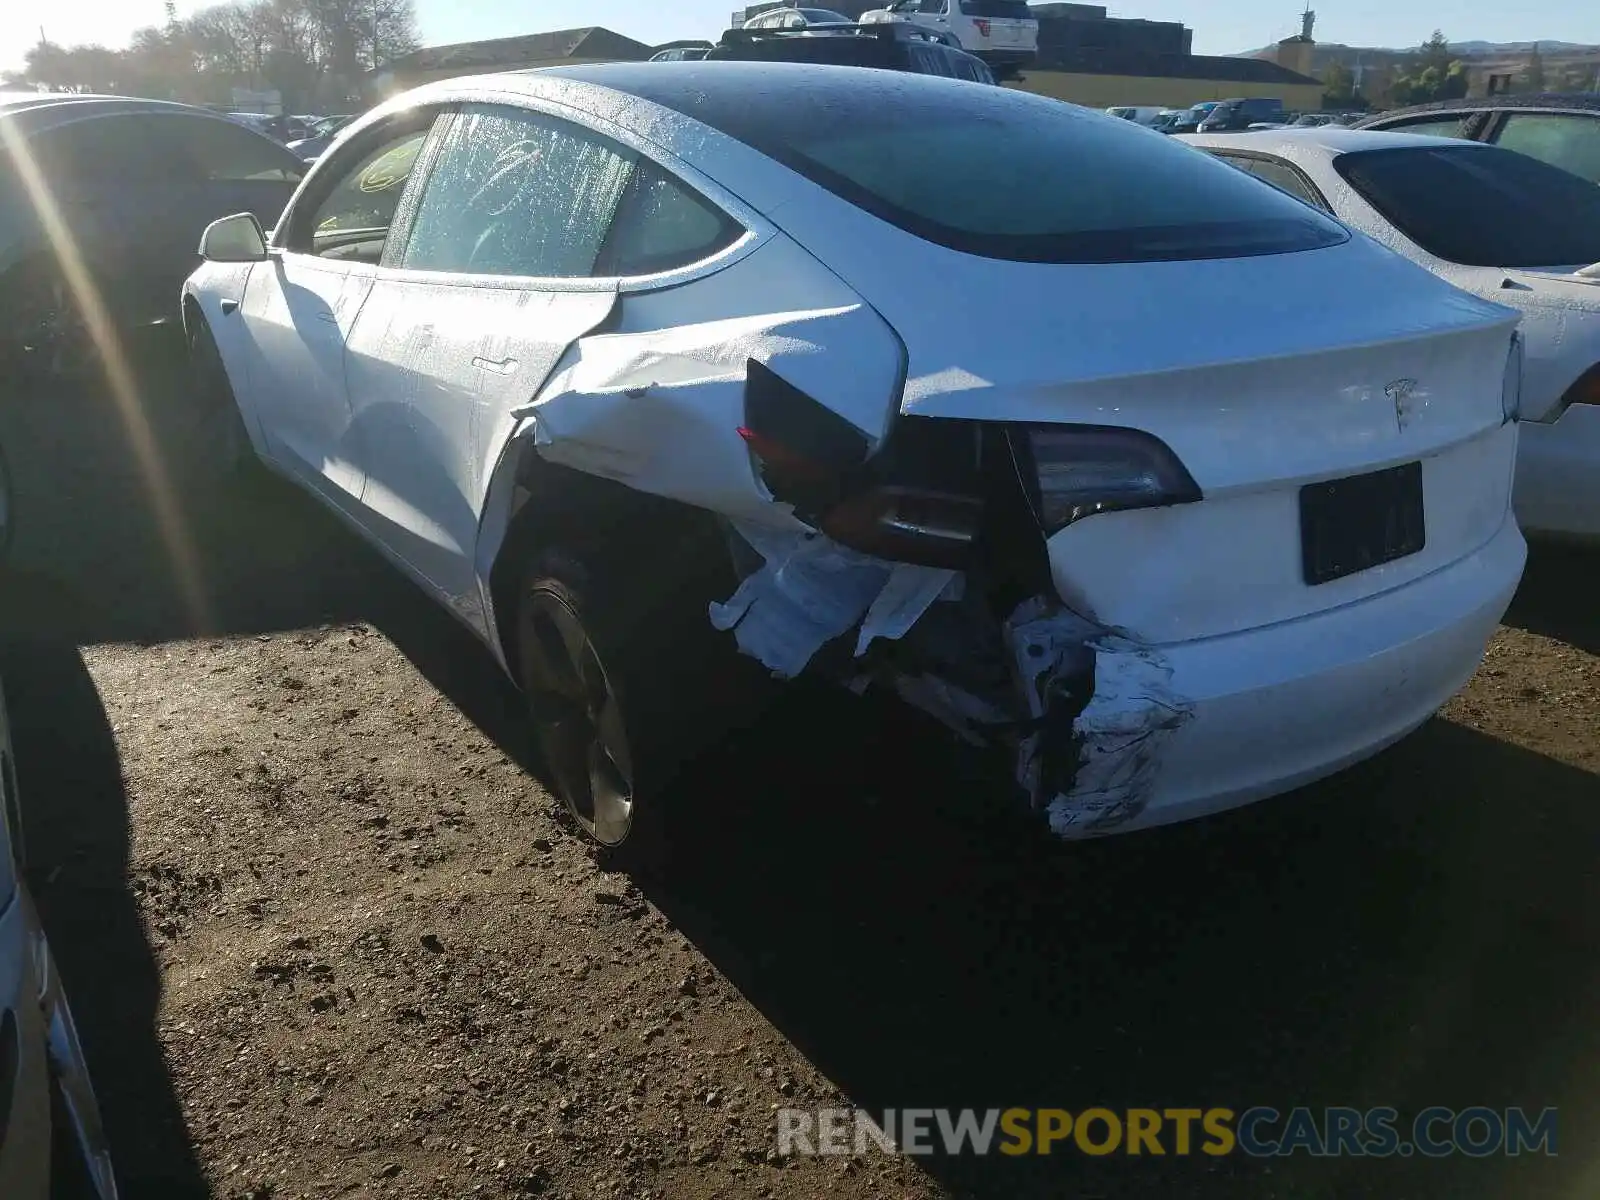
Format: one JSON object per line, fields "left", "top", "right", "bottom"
{"left": 520, "top": 233, "right": 907, "bottom": 523}
{"left": 528, "top": 305, "right": 877, "bottom": 524}
{"left": 1007, "top": 598, "right": 1194, "bottom": 835}
{"left": 708, "top": 522, "right": 955, "bottom": 679}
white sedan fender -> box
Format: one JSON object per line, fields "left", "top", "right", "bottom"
{"left": 182, "top": 260, "right": 266, "bottom": 452}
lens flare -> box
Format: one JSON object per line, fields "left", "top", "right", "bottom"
{"left": 0, "top": 111, "right": 212, "bottom": 630}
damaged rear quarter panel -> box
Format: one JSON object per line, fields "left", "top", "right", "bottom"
{"left": 517, "top": 233, "right": 907, "bottom": 522}
{"left": 472, "top": 232, "right": 906, "bottom": 661}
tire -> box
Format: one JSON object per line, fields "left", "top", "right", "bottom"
{"left": 516, "top": 532, "right": 761, "bottom": 864}
{"left": 185, "top": 314, "right": 257, "bottom": 488}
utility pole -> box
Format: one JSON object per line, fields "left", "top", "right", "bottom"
{"left": 372, "top": 0, "right": 380, "bottom": 70}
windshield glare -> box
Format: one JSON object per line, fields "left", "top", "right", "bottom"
{"left": 1335, "top": 144, "right": 1600, "bottom": 268}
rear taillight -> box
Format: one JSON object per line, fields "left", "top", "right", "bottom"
{"left": 820, "top": 486, "right": 982, "bottom": 569}
{"left": 740, "top": 360, "right": 871, "bottom": 515}
{"left": 1013, "top": 425, "right": 1200, "bottom": 534}
{"left": 973, "top": 17, "right": 991, "bottom": 36}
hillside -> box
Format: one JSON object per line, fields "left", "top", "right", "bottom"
{"left": 1237, "top": 38, "right": 1597, "bottom": 60}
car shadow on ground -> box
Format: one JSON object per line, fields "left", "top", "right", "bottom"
{"left": 640, "top": 701, "right": 1600, "bottom": 1199}
{"left": 1503, "top": 539, "right": 1600, "bottom": 657}
{"left": 0, "top": 643, "right": 209, "bottom": 1199}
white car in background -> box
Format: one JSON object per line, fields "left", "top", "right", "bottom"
{"left": 859, "top": 0, "right": 1037, "bottom": 77}
{"left": 183, "top": 63, "right": 1524, "bottom": 854}
{"left": 1106, "top": 106, "right": 1166, "bottom": 127}
{"left": 1186, "top": 127, "right": 1600, "bottom": 541}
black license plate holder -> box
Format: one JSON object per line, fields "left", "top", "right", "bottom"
{"left": 1300, "top": 462, "right": 1425, "bottom": 586}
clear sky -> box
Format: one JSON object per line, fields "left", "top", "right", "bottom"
{"left": 5, "top": 0, "right": 1598, "bottom": 75}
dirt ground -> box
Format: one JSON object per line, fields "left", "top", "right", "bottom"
{"left": 1, "top": 360, "right": 1597, "bottom": 1200}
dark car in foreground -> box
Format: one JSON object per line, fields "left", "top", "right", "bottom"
{"left": 1354, "top": 93, "right": 1600, "bottom": 184}
{"left": 0, "top": 94, "right": 306, "bottom": 381}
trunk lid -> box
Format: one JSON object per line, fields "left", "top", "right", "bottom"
{"left": 764, "top": 206, "right": 1521, "bottom": 639}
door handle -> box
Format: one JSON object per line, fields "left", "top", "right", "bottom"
{"left": 220, "top": 298, "right": 239, "bottom": 315}
{"left": 471, "top": 355, "right": 519, "bottom": 376}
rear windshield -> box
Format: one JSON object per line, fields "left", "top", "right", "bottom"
{"left": 622, "top": 72, "right": 1348, "bottom": 263}
{"left": 960, "top": 1, "right": 1034, "bottom": 16}
{"left": 1335, "top": 144, "right": 1600, "bottom": 267}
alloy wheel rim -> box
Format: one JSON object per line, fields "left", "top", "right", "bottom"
{"left": 521, "top": 591, "right": 636, "bottom": 846}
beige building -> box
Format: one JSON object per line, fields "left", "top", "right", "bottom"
{"left": 1016, "top": 56, "right": 1322, "bottom": 111}
{"left": 370, "top": 27, "right": 652, "bottom": 99}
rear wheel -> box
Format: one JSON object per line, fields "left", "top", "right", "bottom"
{"left": 516, "top": 532, "right": 763, "bottom": 863}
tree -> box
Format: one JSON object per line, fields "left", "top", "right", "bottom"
{"left": 1419, "top": 29, "right": 1452, "bottom": 75}
{"left": 8, "top": 0, "right": 419, "bottom": 109}
{"left": 1383, "top": 31, "right": 1471, "bottom": 108}
{"left": 1321, "top": 61, "right": 1366, "bottom": 110}
{"left": 1522, "top": 43, "right": 1547, "bottom": 93}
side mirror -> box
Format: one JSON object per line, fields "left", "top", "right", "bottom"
{"left": 198, "top": 212, "right": 269, "bottom": 263}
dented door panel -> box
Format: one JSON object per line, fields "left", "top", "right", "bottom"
{"left": 240, "top": 253, "right": 374, "bottom": 505}
{"left": 343, "top": 276, "right": 617, "bottom": 613}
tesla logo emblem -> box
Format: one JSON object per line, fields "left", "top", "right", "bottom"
{"left": 1385, "top": 378, "right": 1419, "bottom": 431}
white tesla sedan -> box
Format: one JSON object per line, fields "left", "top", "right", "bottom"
{"left": 183, "top": 64, "right": 1525, "bottom": 850}
{"left": 1185, "top": 127, "right": 1600, "bottom": 542}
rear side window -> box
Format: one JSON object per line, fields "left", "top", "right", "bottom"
{"left": 598, "top": 160, "right": 743, "bottom": 276}
{"left": 907, "top": 43, "right": 955, "bottom": 76}
{"left": 1374, "top": 113, "right": 1475, "bottom": 138}
{"left": 950, "top": 53, "right": 994, "bottom": 83}
{"left": 1492, "top": 113, "right": 1600, "bottom": 185}
{"left": 170, "top": 115, "right": 304, "bottom": 182}
{"left": 638, "top": 79, "right": 1347, "bottom": 263}
{"left": 713, "top": 36, "right": 893, "bottom": 69}
{"left": 960, "top": 0, "right": 1033, "bottom": 15}
{"left": 1335, "top": 144, "right": 1600, "bottom": 267}
{"left": 1247, "top": 158, "right": 1327, "bottom": 208}
{"left": 402, "top": 105, "right": 633, "bottom": 277}
{"left": 32, "top": 115, "right": 187, "bottom": 185}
